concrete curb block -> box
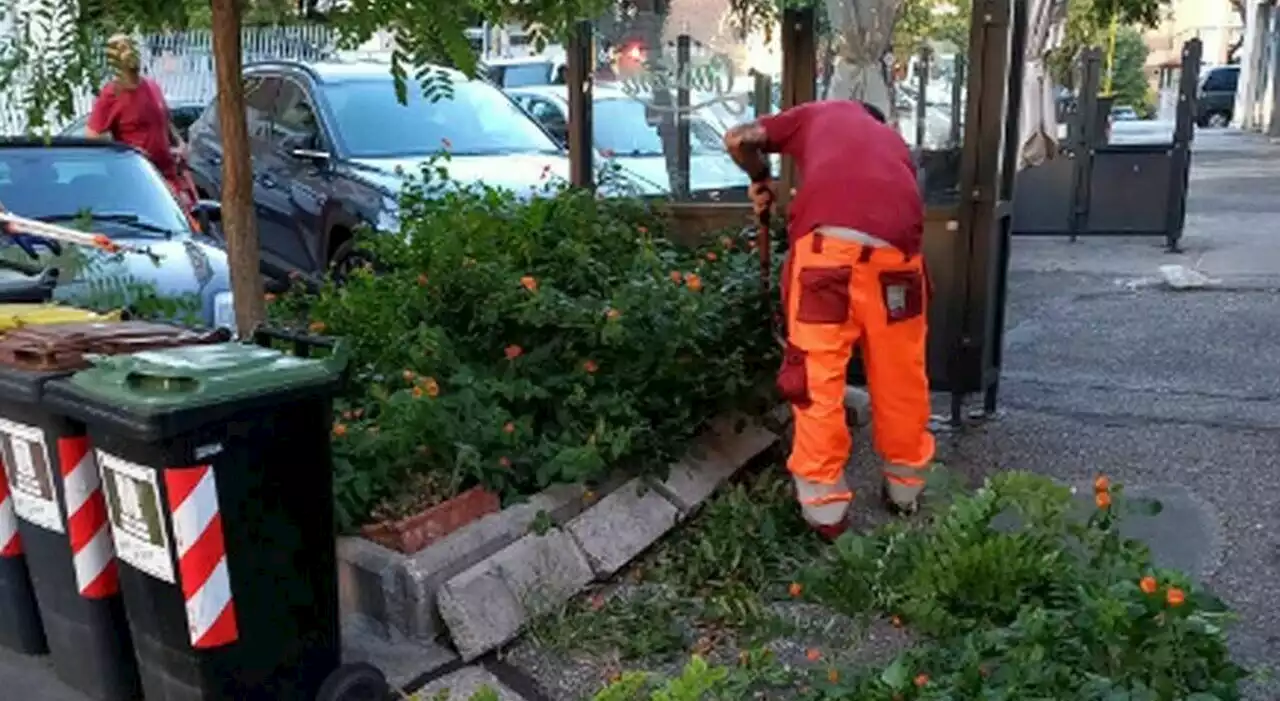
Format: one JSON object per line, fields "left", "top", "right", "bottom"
{"left": 435, "top": 410, "right": 782, "bottom": 661}
{"left": 339, "top": 409, "right": 782, "bottom": 661}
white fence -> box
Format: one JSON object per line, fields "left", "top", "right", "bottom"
{"left": 1, "top": 26, "right": 337, "bottom": 134}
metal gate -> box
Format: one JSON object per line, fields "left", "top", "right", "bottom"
{"left": 1011, "top": 39, "right": 1202, "bottom": 251}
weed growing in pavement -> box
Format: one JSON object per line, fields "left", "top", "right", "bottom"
{"left": 516, "top": 470, "right": 1248, "bottom": 700}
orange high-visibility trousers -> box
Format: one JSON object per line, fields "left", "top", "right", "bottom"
{"left": 776, "top": 230, "right": 935, "bottom": 525}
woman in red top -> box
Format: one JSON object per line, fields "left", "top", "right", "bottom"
{"left": 86, "top": 34, "right": 197, "bottom": 212}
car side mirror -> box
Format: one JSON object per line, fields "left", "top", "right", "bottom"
{"left": 192, "top": 199, "right": 223, "bottom": 240}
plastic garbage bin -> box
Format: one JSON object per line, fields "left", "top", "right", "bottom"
{"left": 0, "top": 305, "right": 122, "bottom": 658}
{"left": 0, "top": 320, "right": 229, "bottom": 700}
{"left": 42, "top": 330, "right": 389, "bottom": 701}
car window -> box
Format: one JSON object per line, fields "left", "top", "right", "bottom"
{"left": 243, "top": 76, "right": 282, "bottom": 144}
{"left": 0, "top": 147, "right": 191, "bottom": 236}
{"left": 322, "top": 78, "right": 561, "bottom": 158}
{"left": 592, "top": 98, "right": 722, "bottom": 156}
{"left": 524, "top": 97, "right": 566, "bottom": 126}
{"left": 1203, "top": 68, "right": 1238, "bottom": 92}
{"left": 272, "top": 79, "right": 322, "bottom": 151}
{"left": 500, "top": 63, "right": 553, "bottom": 88}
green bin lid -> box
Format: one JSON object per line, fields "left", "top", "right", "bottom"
{"left": 66, "top": 340, "right": 349, "bottom": 414}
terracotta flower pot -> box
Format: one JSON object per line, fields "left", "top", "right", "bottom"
{"left": 360, "top": 486, "right": 500, "bottom": 554}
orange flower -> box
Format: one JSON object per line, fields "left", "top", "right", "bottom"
{"left": 421, "top": 377, "right": 440, "bottom": 398}
{"left": 505, "top": 345, "right": 523, "bottom": 360}
{"left": 891, "top": 615, "right": 903, "bottom": 628}
{"left": 402, "top": 369, "right": 416, "bottom": 382}
{"left": 417, "top": 273, "right": 428, "bottom": 287}
{"left": 685, "top": 273, "right": 703, "bottom": 291}
{"left": 705, "top": 251, "right": 717, "bottom": 262}
{"left": 827, "top": 668, "right": 839, "bottom": 683}
{"left": 1095, "top": 491, "right": 1112, "bottom": 509}
{"left": 1094, "top": 475, "right": 1111, "bottom": 493}
{"left": 264, "top": 292, "right": 277, "bottom": 303}
{"left": 411, "top": 386, "right": 424, "bottom": 399}
{"left": 504, "top": 422, "right": 515, "bottom": 434}
{"left": 789, "top": 582, "right": 803, "bottom": 598}
{"left": 1166, "top": 587, "right": 1186, "bottom": 607}
{"left": 499, "top": 456, "right": 512, "bottom": 468}
{"left": 606, "top": 308, "right": 621, "bottom": 321}
{"left": 1139, "top": 576, "right": 1158, "bottom": 595}
{"left": 669, "top": 270, "right": 683, "bottom": 283}
{"left": 520, "top": 275, "right": 538, "bottom": 292}
{"left": 332, "top": 423, "right": 348, "bottom": 437}
{"left": 583, "top": 359, "right": 598, "bottom": 373}
{"left": 914, "top": 674, "right": 929, "bottom": 687}
{"left": 309, "top": 320, "right": 326, "bottom": 334}
{"left": 805, "top": 648, "right": 821, "bottom": 662}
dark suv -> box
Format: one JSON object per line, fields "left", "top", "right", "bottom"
{"left": 1196, "top": 65, "right": 1239, "bottom": 128}
{"left": 185, "top": 60, "right": 569, "bottom": 276}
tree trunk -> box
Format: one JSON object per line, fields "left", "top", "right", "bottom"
{"left": 210, "top": 0, "right": 266, "bottom": 337}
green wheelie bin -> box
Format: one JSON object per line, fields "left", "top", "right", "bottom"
{"left": 42, "top": 329, "right": 390, "bottom": 701}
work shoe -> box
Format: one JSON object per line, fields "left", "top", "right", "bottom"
{"left": 793, "top": 472, "right": 853, "bottom": 540}
{"left": 806, "top": 518, "right": 851, "bottom": 542}
{"left": 881, "top": 478, "right": 923, "bottom": 516}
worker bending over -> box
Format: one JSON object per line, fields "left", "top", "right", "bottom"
{"left": 724, "top": 100, "right": 934, "bottom": 539}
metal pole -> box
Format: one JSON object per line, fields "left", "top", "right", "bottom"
{"left": 566, "top": 21, "right": 595, "bottom": 190}
{"left": 676, "top": 34, "right": 692, "bottom": 199}
{"left": 916, "top": 45, "right": 929, "bottom": 147}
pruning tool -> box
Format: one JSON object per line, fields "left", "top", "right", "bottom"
{"left": 0, "top": 207, "right": 159, "bottom": 262}
{"left": 755, "top": 205, "right": 786, "bottom": 349}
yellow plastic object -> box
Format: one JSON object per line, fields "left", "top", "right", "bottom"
{"left": 0, "top": 304, "right": 121, "bottom": 332}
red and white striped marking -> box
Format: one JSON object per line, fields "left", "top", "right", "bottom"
{"left": 0, "top": 460, "right": 21, "bottom": 558}
{"left": 164, "top": 465, "right": 238, "bottom": 649}
{"left": 57, "top": 437, "right": 118, "bottom": 599}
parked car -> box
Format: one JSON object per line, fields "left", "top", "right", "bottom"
{"left": 60, "top": 99, "right": 207, "bottom": 141}
{"left": 482, "top": 56, "right": 566, "bottom": 88}
{"left": 0, "top": 138, "right": 234, "bottom": 329}
{"left": 1196, "top": 64, "right": 1239, "bottom": 128}
{"left": 185, "top": 60, "right": 571, "bottom": 277}
{"left": 506, "top": 84, "right": 748, "bottom": 195}
{"left": 1110, "top": 104, "right": 1140, "bottom": 122}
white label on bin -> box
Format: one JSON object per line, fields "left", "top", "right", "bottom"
{"left": 97, "top": 451, "right": 175, "bottom": 583}
{"left": 0, "top": 418, "right": 64, "bottom": 534}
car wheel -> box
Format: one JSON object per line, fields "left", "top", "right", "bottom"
{"left": 1207, "top": 111, "right": 1230, "bottom": 128}
{"left": 328, "top": 236, "right": 370, "bottom": 281}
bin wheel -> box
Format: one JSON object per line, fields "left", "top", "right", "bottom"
{"left": 316, "top": 663, "right": 390, "bottom": 701}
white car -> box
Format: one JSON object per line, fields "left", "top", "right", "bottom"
{"left": 506, "top": 83, "right": 750, "bottom": 197}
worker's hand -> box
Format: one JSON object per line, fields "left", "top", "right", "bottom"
{"left": 749, "top": 178, "right": 776, "bottom": 217}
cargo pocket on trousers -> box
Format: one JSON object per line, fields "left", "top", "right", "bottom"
{"left": 879, "top": 270, "right": 924, "bottom": 324}
{"left": 776, "top": 342, "right": 812, "bottom": 408}
{"left": 796, "top": 266, "right": 853, "bottom": 324}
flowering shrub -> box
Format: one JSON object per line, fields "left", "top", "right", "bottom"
{"left": 270, "top": 160, "right": 778, "bottom": 530}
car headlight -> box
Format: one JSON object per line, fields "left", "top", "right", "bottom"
{"left": 213, "top": 291, "right": 235, "bottom": 334}
{"left": 375, "top": 198, "right": 400, "bottom": 233}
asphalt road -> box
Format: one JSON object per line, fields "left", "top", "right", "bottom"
{"left": 4, "top": 128, "right": 1279, "bottom": 697}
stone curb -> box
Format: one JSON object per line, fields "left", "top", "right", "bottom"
{"left": 434, "top": 411, "right": 781, "bottom": 661}
{"left": 338, "top": 409, "right": 781, "bottom": 656}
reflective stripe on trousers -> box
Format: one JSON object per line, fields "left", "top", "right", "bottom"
{"left": 777, "top": 230, "right": 936, "bottom": 520}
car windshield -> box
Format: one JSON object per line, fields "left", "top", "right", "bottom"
{"left": 593, "top": 98, "right": 723, "bottom": 157}
{"left": 0, "top": 147, "right": 190, "bottom": 237}
{"left": 323, "top": 78, "right": 561, "bottom": 158}
{"left": 496, "top": 63, "right": 553, "bottom": 88}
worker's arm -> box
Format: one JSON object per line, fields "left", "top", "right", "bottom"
{"left": 723, "top": 102, "right": 817, "bottom": 181}
{"left": 84, "top": 86, "right": 117, "bottom": 140}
